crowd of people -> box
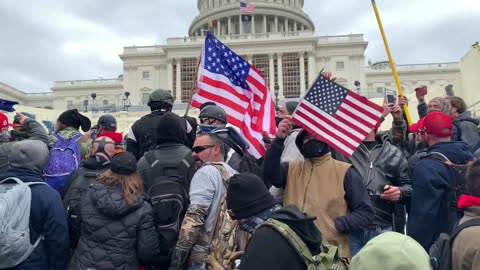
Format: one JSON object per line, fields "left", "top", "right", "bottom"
{"left": 1, "top": 84, "right": 480, "bottom": 270}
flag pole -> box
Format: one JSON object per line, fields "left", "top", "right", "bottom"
{"left": 370, "top": 0, "right": 412, "bottom": 126}
{"left": 184, "top": 21, "right": 212, "bottom": 117}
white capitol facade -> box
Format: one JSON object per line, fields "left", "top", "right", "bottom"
{"left": 2, "top": 0, "right": 479, "bottom": 132}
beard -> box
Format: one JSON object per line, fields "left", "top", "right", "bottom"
{"left": 193, "top": 156, "right": 204, "bottom": 169}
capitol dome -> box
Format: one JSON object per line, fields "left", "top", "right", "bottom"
{"left": 189, "top": 0, "right": 315, "bottom": 37}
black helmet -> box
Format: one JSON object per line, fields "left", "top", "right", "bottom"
{"left": 199, "top": 105, "right": 227, "bottom": 124}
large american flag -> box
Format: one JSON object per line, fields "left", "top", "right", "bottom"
{"left": 292, "top": 75, "right": 383, "bottom": 158}
{"left": 191, "top": 32, "right": 276, "bottom": 158}
{"left": 240, "top": 2, "right": 256, "bottom": 13}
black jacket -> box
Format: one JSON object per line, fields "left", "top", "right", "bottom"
{"left": 239, "top": 205, "right": 322, "bottom": 270}
{"left": 137, "top": 143, "right": 195, "bottom": 192}
{"left": 126, "top": 111, "right": 193, "bottom": 160}
{"left": 69, "top": 183, "right": 161, "bottom": 270}
{"left": 0, "top": 169, "right": 70, "bottom": 270}
{"left": 63, "top": 157, "right": 110, "bottom": 209}
{"left": 334, "top": 138, "right": 412, "bottom": 225}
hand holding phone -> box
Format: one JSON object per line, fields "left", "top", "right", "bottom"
{"left": 415, "top": 86, "right": 428, "bottom": 98}
{"left": 384, "top": 89, "right": 397, "bottom": 106}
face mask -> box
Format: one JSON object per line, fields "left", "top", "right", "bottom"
{"left": 302, "top": 140, "right": 330, "bottom": 158}
{"left": 275, "top": 116, "right": 283, "bottom": 127}
{"left": 198, "top": 124, "right": 221, "bottom": 134}
{"left": 0, "top": 130, "right": 11, "bottom": 142}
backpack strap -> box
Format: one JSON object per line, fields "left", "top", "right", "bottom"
{"left": 0, "top": 177, "right": 23, "bottom": 185}
{"left": 258, "top": 218, "right": 315, "bottom": 266}
{"left": 204, "top": 162, "right": 231, "bottom": 187}
{"left": 451, "top": 218, "right": 480, "bottom": 242}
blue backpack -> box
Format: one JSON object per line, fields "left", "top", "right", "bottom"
{"left": 44, "top": 133, "right": 83, "bottom": 197}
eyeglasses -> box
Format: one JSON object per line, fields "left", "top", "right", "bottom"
{"left": 192, "top": 145, "right": 216, "bottom": 153}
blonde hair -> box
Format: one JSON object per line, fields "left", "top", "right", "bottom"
{"left": 97, "top": 170, "right": 144, "bottom": 206}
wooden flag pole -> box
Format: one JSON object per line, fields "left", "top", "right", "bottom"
{"left": 184, "top": 21, "right": 213, "bottom": 117}
{"left": 371, "top": 0, "right": 412, "bottom": 126}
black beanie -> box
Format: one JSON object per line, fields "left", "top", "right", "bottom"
{"left": 156, "top": 112, "right": 185, "bottom": 144}
{"left": 58, "top": 109, "right": 92, "bottom": 132}
{"left": 226, "top": 173, "right": 276, "bottom": 220}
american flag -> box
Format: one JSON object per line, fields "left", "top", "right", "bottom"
{"left": 292, "top": 75, "right": 383, "bottom": 158}
{"left": 240, "top": 2, "right": 256, "bottom": 13}
{"left": 191, "top": 32, "right": 276, "bottom": 158}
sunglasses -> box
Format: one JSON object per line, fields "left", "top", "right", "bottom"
{"left": 192, "top": 145, "right": 216, "bottom": 153}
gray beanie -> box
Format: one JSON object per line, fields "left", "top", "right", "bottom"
{"left": 9, "top": 140, "right": 49, "bottom": 173}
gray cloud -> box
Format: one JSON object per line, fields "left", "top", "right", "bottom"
{"left": 1, "top": 0, "right": 478, "bottom": 93}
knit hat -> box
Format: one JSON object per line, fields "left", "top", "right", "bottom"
{"left": 148, "top": 89, "right": 174, "bottom": 106}
{"left": 408, "top": 117, "right": 425, "bottom": 133}
{"left": 423, "top": 111, "right": 453, "bottom": 137}
{"left": 110, "top": 151, "right": 137, "bottom": 175}
{"left": 226, "top": 173, "right": 276, "bottom": 220}
{"left": 58, "top": 109, "right": 92, "bottom": 132}
{"left": 97, "top": 114, "right": 117, "bottom": 130}
{"left": 156, "top": 112, "right": 185, "bottom": 144}
{"left": 351, "top": 232, "right": 431, "bottom": 270}
{"left": 8, "top": 140, "right": 49, "bottom": 173}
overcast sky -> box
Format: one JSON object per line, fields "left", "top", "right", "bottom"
{"left": 1, "top": 0, "right": 478, "bottom": 93}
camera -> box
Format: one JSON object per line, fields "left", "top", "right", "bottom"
{"left": 384, "top": 89, "right": 397, "bottom": 106}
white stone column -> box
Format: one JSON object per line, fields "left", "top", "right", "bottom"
{"left": 263, "top": 15, "right": 267, "bottom": 33}
{"left": 277, "top": 54, "right": 285, "bottom": 100}
{"left": 176, "top": 59, "right": 182, "bottom": 103}
{"left": 217, "top": 20, "right": 221, "bottom": 35}
{"left": 294, "top": 21, "right": 297, "bottom": 32}
{"left": 239, "top": 15, "right": 243, "bottom": 34}
{"left": 285, "top": 18, "right": 289, "bottom": 32}
{"left": 251, "top": 15, "right": 255, "bottom": 34}
{"left": 308, "top": 52, "right": 316, "bottom": 85}
{"left": 247, "top": 55, "right": 253, "bottom": 64}
{"left": 167, "top": 60, "right": 173, "bottom": 94}
{"left": 299, "top": 53, "right": 306, "bottom": 97}
{"left": 269, "top": 54, "right": 275, "bottom": 94}
{"left": 228, "top": 17, "right": 232, "bottom": 35}
{"left": 274, "top": 16, "right": 278, "bottom": 32}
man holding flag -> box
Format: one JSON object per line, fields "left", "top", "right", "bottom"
{"left": 262, "top": 73, "right": 378, "bottom": 259}
{"left": 191, "top": 31, "right": 276, "bottom": 159}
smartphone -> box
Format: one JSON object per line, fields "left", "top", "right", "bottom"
{"left": 415, "top": 86, "right": 428, "bottom": 98}
{"left": 385, "top": 89, "right": 397, "bottom": 106}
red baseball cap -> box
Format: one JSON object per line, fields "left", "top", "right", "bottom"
{"left": 0, "top": 113, "right": 16, "bottom": 129}
{"left": 408, "top": 117, "right": 426, "bottom": 133}
{"left": 423, "top": 111, "right": 453, "bottom": 137}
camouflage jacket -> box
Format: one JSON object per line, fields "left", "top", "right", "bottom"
{"left": 49, "top": 127, "right": 92, "bottom": 160}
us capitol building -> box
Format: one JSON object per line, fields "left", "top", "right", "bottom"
{"left": 2, "top": 0, "right": 479, "bottom": 131}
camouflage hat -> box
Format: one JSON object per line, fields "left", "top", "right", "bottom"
{"left": 148, "top": 89, "right": 174, "bottom": 106}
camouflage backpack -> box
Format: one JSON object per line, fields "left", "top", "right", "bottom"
{"left": 205, "top": 163, "right": 240, "bottom": 270}
{"left": 258, "top": 219, "right": 350, "bottom": 270}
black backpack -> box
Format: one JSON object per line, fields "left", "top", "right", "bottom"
{"left": 429, "top": 218, "right": 480, "bottom": 270}
{"left": 143, "top": 151, "right": 193, "bottom": 265}
{"left": 421, "top": 152, "right": 472, "bottom": 210}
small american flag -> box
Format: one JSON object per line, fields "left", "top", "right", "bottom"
{"left": 292, "top": 74, "right": 383, "bottom": 158}
{"left": 240, "top": 2, "right": 256, "bottom": 14}
{"left": 191, "top": 32, "right": 276, "bottom": 158}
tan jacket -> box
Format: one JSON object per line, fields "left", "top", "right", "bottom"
{"left": 452, "top": 207, "right": 480, "bottom": 270}
{"left": 284, "top": 153, "right": 352, "bottom": 258}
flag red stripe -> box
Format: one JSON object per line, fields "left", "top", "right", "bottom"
{"left": 297, "top": 104, "right": 359, "bottom": 149}
{"left": 337, "top": 107, "right": 376, "bottom": 132}
{"left": 300, "top": 102, "right": 368, "bottom": 142}
{"left": 201, "top": 76, "right": 250, "bottom": 104}
{"left": 294, "top": 108, "right": 355, "bottom": 157}
{"left": 349, "top": 91, "right": 384, "bottom": 112}
{"left": 343, "top": 97, "right": 380, "bottom": 122}
{"left": 195, "top": 88, "right": 246, "bottom": 115}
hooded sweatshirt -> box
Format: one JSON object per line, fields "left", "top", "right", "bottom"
{"left": 408, "top": 141, "right": 474, "bottom": 250}
{"left": 351, "top": 232, "right": 431, "bottom": 270}
{"left": 239, "top": 205, "right": 322, "bottom": 270}
{"left": 0, "top": 140, "right": 69, "bottom": 270}
{"left": 69, "top": 183, "right": 161, "bottom": 270}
